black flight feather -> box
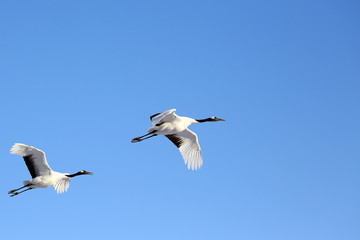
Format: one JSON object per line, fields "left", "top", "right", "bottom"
{"left": 23, "top": 155, "right": 38, "bottom": 178}
{"left": 165, "top": 134, "right": 184, "bottom": 148}
{"left": 150, "top": 112, "right": 161, "bottom": 121}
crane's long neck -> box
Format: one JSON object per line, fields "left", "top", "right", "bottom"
{"left": 66, "top": 172, "right": 83, "bottom": 178}
{"left": 195, "top": 118, "right": 214, "bottom": 123}
{"left": 66, "top": 170, "right": 93, "bottom": 178}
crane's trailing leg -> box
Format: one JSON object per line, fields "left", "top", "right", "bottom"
{"left": 8, "top": 184, "right": 31, "bottom": 194}
{"left": 10, "top": 188, "right": 32, "bottom": 197}
{"left": 131, "top": 131, "right": 157, "bottom": 143}
{"left": 131, "top": 134, "right": 157, "bottom": 143}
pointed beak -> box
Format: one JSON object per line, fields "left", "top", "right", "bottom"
{"left": 217, "top": 118, "right": 226, "bottom": 121}
{"left": 85, "top": 171, "right": 94, "bottom": 175}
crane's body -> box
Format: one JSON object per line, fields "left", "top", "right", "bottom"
{"left": 148, "top": 116, "right": 196, "bottom": 134}
{"left": 23, "top": 171, "right": 68, "bottom": 189}
{"left": 131, "top": 109, "right": 225, "bottom": 170}
{"left": 9, "top": 143, "right": 93, "bottom": 197}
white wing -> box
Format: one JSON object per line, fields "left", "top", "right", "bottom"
{"left": 54, "top": 177, "right": 71, "bottom": 194}
{"left": 10, "top": 143, "right": 52, "bottom": 178}
{"left": 150, "top": 109, "right": 177, "bottom": 126}
{"left": 166, "top": 128, "right": 203, "bottom": 170}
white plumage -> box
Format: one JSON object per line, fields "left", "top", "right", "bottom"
{"left": 132, "top": 109, "right": 225, "bottom": 170}
{"left": 8, "top": 143, "right": 93, "bottom": 197}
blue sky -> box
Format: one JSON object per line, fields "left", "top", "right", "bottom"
{"left": 0, "top": 1, "right": 359, "bottom": 239}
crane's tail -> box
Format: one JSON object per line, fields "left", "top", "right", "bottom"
{"left": 23, "top": 180, "right": 32, "bottom": 186}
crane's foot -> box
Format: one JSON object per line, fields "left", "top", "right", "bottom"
{"left": 10, "top": 192, "right": 19, "bottom": 197}
{"left": 8, "top": 189, "right": 16, "bottom": 194}
{"left": 131, "top": 137, "right": 142, "bottom": 143}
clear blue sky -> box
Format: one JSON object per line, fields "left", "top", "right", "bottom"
{"left": 0, "top": 1, "right": 359, "bottom": 239}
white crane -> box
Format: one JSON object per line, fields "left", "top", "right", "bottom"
{"left": 131, "top": 109, "right": 225, "bottom": 170}
{"left": 8, "top": 143, "right": 93, "bottom": 197}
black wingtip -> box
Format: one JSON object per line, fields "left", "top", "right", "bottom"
{"left": 150, "top": 112, "right": 161, "bottom": 121}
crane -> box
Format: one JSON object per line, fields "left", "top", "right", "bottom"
{"left": 131, "top": 109, "right": 225, "bottom": 170}
{"left": 8, "top": 143, "right": 93, "bottom": 197}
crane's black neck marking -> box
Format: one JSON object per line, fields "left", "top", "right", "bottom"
{"left": 66, "top": 171, "right": 85, "bottom": 178}
{"left": 66, "top": 172, "right": 81, "bottom": 178}
{"left": 66, "top": 170, "right": 93, "bottom": 178}
{"left": 195, "top": 118, "right": 215, "bottom": 123}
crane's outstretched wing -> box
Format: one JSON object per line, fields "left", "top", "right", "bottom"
{"left": 54, "top": 177, "right": 71, "bottom": 194}
{"left": 150, "top": 109, "right": 177, "bottom": 126}
{"left": 166, "top": 128, "right": 203, "bottom": 170}
{"left": 10, "top": 143, "right": 52, "bottom": 178}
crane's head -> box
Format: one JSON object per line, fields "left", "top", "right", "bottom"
{"left": 79, "top": 170, "right": 94, "bottom": 175}
{"left": 210, "top": 117, "right": 226, "bottom": 121}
